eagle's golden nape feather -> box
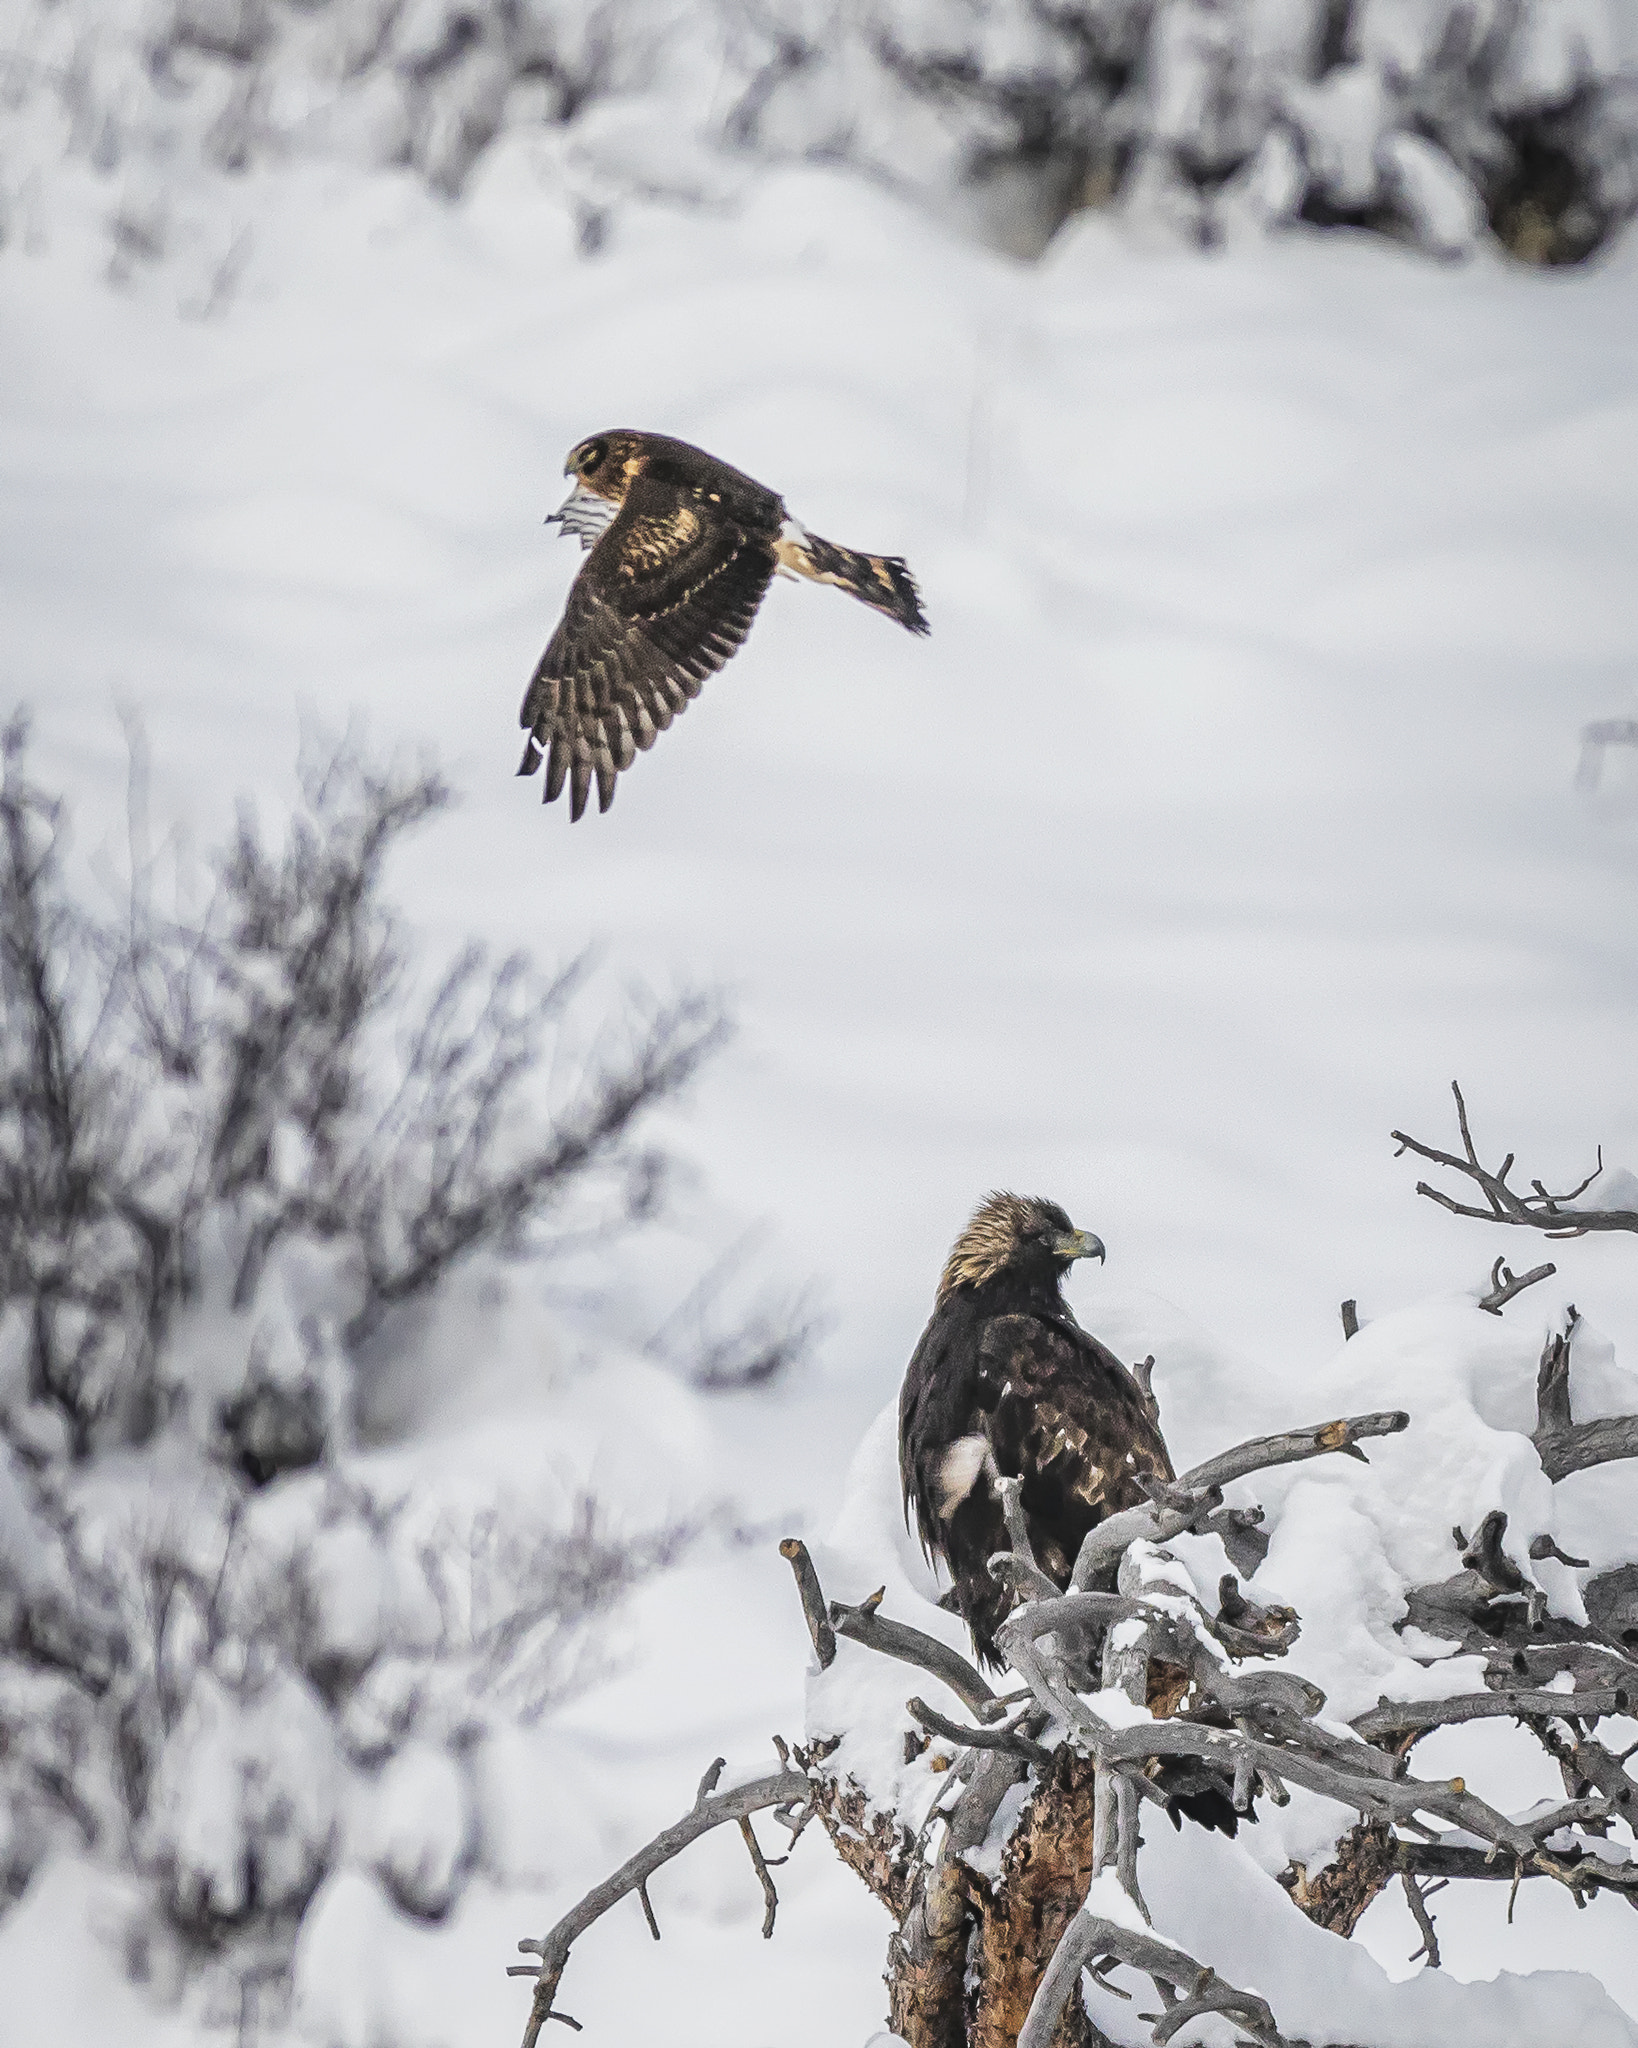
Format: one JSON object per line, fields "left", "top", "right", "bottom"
{"left": 936, "top": 1189, "right": 1093, "bottom": 1299}
{"left": 518, "top": 430, "right": 928, "bottom": 819}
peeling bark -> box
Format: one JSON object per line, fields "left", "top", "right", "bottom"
{"left": 1280, "top": 1821, "right": 1397, "bottom": 1936}
{"left": 968, "top": 1747, "right": 1103, "bottom": 2048}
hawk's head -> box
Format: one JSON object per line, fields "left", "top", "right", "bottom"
{"left": 549, "top": 429, "right": 647, "bottom": 546}
{"left": 936, "top": 1191, "right": 1105, "bottom": 1303}
{"left": 564, "top": 430, "right": 645, "bottom": 504}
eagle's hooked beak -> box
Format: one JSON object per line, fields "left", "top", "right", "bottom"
{"left": 1051, "top": 1229, "right": 1105, "bottom": 1264}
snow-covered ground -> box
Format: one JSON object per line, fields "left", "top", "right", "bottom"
{"left": 4, "top": 132, "right": 1638, "bottom": 2047}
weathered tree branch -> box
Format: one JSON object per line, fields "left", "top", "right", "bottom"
{"left": 909, "top": 1695, "right": 1054, "bottom": 1769}
{"left": 1537, "top": 1416, "right": 1638, "bottom": 1482}
{"left": 778, "top": 1537, "right": 836, "bottom": 1668}
{"left": 1401, "top": 1869, "right": 1442, "bottom": 1967}
{"left": 1353, "top": 1685, "right": 1630, "bottom": 1741}
{"left": 1478, "top": 1256, "right": 1557, "bottom": 1315}
{"left": 828, "top": 1586, "right": 998, "bottom": 1719}
{"left": 1072, "top": 1410, "right": 1408, "bottom": 1587}
{"left": 1018, "top": 1908, "right": 1292, "bottom": 2048}
{"left": 512, "top": 1761, "right": 812, "bottom": 2045}
{"left": 1392, "top": 1082, "right": 1637, "bottom": 1239}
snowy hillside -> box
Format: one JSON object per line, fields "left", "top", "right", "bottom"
{"left": 4, "top": 41, "right": 1638, "bottom": 2048}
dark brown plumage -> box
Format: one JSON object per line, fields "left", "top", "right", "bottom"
{"left": 519, "top": 430, "right": 928, "bottom": 820}
{"left": 899, "top": 1193, "right": 1242, "bottom": 1835}
{"left": 899, "top": 1192, "right": 1171, "bottom": 1668}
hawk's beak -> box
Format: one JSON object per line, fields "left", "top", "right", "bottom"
{"left": 1051, "top": 1229, "right": 1105, "bottom": 1264}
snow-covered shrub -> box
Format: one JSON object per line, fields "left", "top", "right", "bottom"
{"left": 730, "top": 0, "right": 1638, "bottom": 260}
{"left": 0, "top": 716, "right": 722, "bottom": 1463}
{"left": 0, "top": 717, "right": 743, "bottom": 2012}
{"left": 2, "top": 0, "right": 1633, "bottom": 285}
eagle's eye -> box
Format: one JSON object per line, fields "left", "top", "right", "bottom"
{"left": 579, "top": 441, "right": 607, "bottom": 475}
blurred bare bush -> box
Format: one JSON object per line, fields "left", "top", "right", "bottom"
{"left": 0, "top": 0, "right": 1631, "bottom": 277}
{"left": 0, "top": 717, "right": 788, "bottom": 2015}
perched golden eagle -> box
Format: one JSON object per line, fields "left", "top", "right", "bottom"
{"left": 899, "top": 1194, "right": 1242, "bottom": 1834}
{"left": 899, "top": 1192, "right": 1172, "bottom": 1669}
{"left": 519, "top": 430, "right": 928, "bottom": 819}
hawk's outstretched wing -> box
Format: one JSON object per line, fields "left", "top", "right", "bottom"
{"left": 519, "top": 471, "right": 779, "bottom": 820}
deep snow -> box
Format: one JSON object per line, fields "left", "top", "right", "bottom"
{"left": 4, "top": 131, "right": 1638, "bottom": 2048}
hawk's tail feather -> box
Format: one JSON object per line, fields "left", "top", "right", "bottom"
{"left": 797, "top": 530, "right": 930, "bottom": 636}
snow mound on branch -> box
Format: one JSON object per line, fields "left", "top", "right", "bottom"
{"left": 1089, "top": 1816, "right": 1638, "bottom": 2048}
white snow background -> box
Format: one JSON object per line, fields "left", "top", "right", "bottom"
{"left": 4, "top": 80, "right": 1638, "bottom": 2048}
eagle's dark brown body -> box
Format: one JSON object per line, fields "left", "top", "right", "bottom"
{"left": 519, "top": 430, "right": 927, "bottom": 819}
{"left": 899, "top": 1195, "right": 1244, "bottom": 1835}
{"left": 899, "top": 1192, "right": 1172, "bottom": 1668}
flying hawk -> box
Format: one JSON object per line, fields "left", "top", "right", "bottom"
{"left": 899, "top": 1191, "right": 1173, "bottom": 1665}
{"left": 518, "top": 430, "right": 929, "bottom": 819}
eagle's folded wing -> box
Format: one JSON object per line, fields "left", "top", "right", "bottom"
{"left": 978, "top": 1315, "right": 1172, "bottom": 1580}
{"left": 519, "top": 472, "right": 778, "bottom": 820}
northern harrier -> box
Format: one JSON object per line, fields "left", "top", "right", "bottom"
{"left": 518, "top": 430, "right": 928, "bottom": 819}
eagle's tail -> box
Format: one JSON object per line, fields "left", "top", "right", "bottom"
{"left": 776, "top": 524, "right": 930, "bottom": 636}
{"left": 1156, "top": 1761, "right": 1242, "bottom": 1837}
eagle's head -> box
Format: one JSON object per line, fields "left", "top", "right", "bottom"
{"left": 936, "top": 1191, "right": 1105, "bottom": 1303}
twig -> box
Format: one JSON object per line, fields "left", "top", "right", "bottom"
{"left": 828, "top": 1592, "right": 997, "bottom": 1718}
{"left": 511, "top": 1762, "right": 812, "bottom": 2046}
{"left": 1477, "top": 1257, "right": 1557, "bottom": 1315}
{"left": 1401, "top": 1870, "right": 1441, "bottom": 1968}
{"left": 908, "top": 1695, "right": 1054, "bottom": 1768}
{"left": 778, "top": 1538, "right": 836, "bottom": 1668}
{"left": 738, "top": 1817, "right": 779, "bottom": 1938}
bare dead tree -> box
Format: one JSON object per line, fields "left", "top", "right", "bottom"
{"left": 509, "top": 1389, "right": 1638, "bottom": 2048}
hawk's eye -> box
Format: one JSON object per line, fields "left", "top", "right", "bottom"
{"left": 580, "top": 441, "right": 607, "bottom": 475}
